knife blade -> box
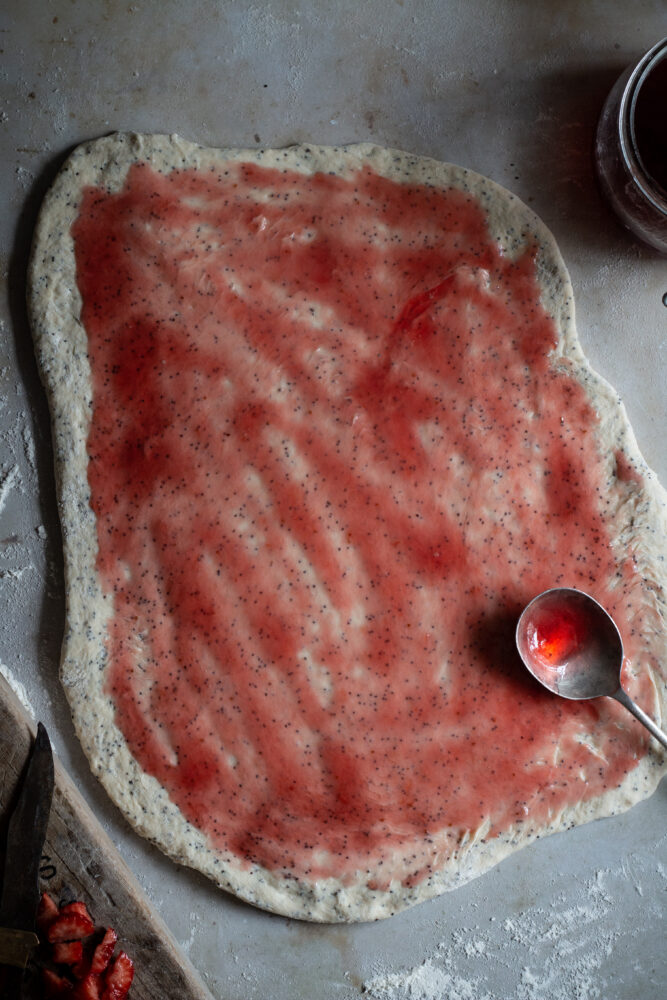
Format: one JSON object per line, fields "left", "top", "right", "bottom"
{"left": 0, "top": 722, "right": 54, "bottom": 974}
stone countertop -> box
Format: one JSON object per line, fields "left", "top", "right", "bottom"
{"left": 1, "top": 3, "right": 665, "bottom": 998}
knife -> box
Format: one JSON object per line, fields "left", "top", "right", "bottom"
{"left": 0, "top": 722, "right": 55, "bottom": 997}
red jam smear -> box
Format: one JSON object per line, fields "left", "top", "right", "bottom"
{"left": 72, "top": 159, "right": 655, "bottom": 887}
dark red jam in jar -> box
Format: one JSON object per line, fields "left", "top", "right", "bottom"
{"left": 595, "top": 38, "right": 667, "bottom": 254}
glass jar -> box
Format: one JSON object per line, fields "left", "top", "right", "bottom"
{"left": 595, "top": 37, "right": 667, "bottom": 254}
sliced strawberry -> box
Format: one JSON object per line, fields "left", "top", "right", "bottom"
{"left": 73, "top": 972, "right": 102, "bottom": 1000}
{"left": 42, "top": 968, "right": 74, "bottom": 996}
{"left": 101, "top": 951, "right": 134, "bottom": 1000}
{"left": 37, "top": 891, "right": 60, "bottom": 933}
{"left": 48, "top": 906, "right": 95, "bottom": 943}
{"left": 90, "top": 927, "right": 118, "bottom": 975}
{"left": 61, "top": 901, "right": 95, "bottom": 923}
{"left": 53, "top": 939, "right": 84, "bottom": 966}
{"left": 72, "top": 956, "right": 90, "bottom": 981}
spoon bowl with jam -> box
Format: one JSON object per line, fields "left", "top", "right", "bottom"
{"left": 516, "top": 587, "right": 667, "bottom": 749}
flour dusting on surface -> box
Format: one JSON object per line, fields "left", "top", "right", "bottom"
{"left": 362, "top": 859, "right": 665, "bottom": 999}
{"left": 0, "top": 464, "right": 20, "bottom": 515}
{"left": 363, "top": 958, "right": 490, "bottom": 1000}
{"left": 0, "top": 658, "right": 36, "bottom": 718}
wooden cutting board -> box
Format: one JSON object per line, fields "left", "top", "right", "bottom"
{"left": 0, "top": 672, "right": 216, "bottom": 1000}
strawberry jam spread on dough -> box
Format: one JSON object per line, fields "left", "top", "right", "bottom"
{"left": 72, "top": 160, "right": 653, "bottom": 888}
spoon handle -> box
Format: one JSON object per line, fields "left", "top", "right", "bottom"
{"left": 612, "top": 686, "right": 667, "bottom": 750}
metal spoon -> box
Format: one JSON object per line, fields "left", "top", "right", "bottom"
{"left": 516, "top": 587, "right": 667, "bottom": 749}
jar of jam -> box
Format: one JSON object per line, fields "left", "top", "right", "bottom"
{"left": 595, "top": 37, "right": 667, "bottom": 254}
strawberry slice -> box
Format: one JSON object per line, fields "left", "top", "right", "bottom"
{"left": 101, "top": 951, "right": 134, "bottom": 1000}
{"left": 62, "top": 901, "right": 95, "bottom": 923}
{"left": 42, "top": 968, "right": 74, "bottom": 996}
{"left": 37, "top": 891, "right": 60, "bottom": 933}
{"left": 72, "top": 956, "right": 90, "bottom": 981}
{"left": 73, "top": 972, "right": 102, "bottom": 1000}
{"left": 52, "top": 939, "right": 84, "bottom": 966}
{"left": 91, "top": 928, "right": 118, "bottom": 975}
{"left": 47, "top": 903, "right": 95, "bottom": 943}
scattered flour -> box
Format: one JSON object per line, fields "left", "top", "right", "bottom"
{"left": 363, "top": 958, "right": 490, "bottom": 1000}
{"left": 22, "top": 423, "right": 37, "bottom": 473}
{"left": 0, "top": 463, "right": 20, "bottom": 515}
{"left": 362, "top": 862, "right": 664, "bottom": 1000}
{"left": 0, "top": 658, "right": 36, "bottom": 718}
{"left": 0, "top": 565, "right": 27, "bottom": 580}
{"left": 15, "top": 163, "right": 34, "bottom": 190}
{"left": 179, "top": 910, "right": 200, "bottom": 956}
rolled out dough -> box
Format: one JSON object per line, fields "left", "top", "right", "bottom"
{"left": 28, "top": 134, "right": 667, "bottom": 921}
